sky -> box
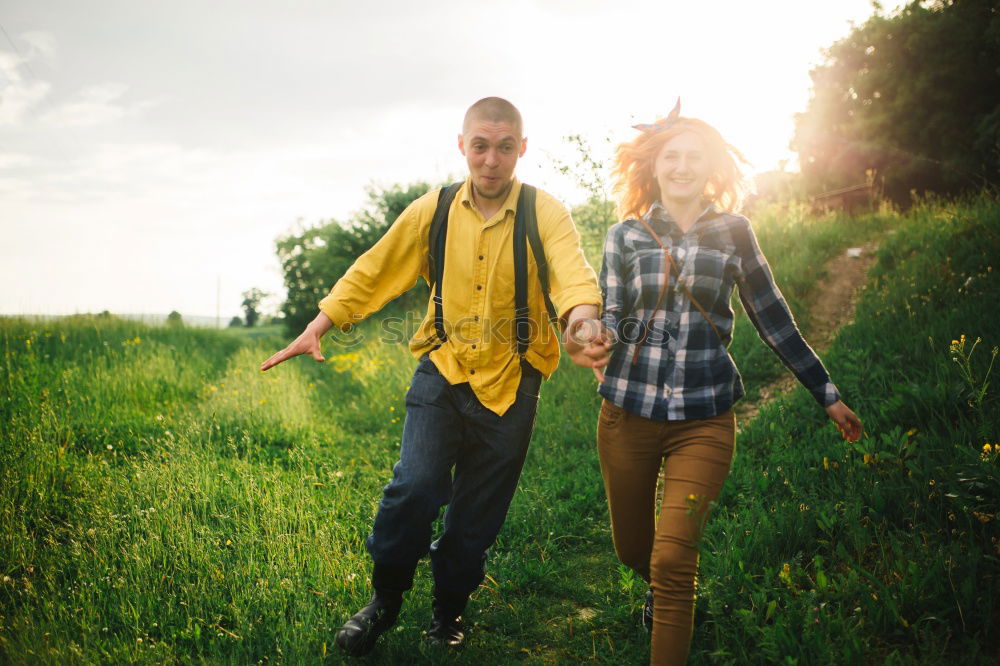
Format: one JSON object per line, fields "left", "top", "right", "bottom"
{"left": 0, "top": 0, "right": 888, "bottom": 322}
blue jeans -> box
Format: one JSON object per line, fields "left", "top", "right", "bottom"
{"left": 366, "top": 354, "right": 542, "bottom": 605}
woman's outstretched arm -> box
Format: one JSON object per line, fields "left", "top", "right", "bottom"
{"left": 734, "top": 218, "right": 862, "bottom": 441}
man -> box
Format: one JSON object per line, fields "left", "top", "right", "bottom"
{"left": 260, "top": 97, "right": 608, "bottom": 656}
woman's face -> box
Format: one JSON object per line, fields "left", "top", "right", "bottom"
{"left": 652, "top": 131, "right": 711, "bottom": 207}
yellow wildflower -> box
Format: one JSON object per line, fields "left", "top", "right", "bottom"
{"left": 823, "top": 457, "right": 829, "bottom": 470}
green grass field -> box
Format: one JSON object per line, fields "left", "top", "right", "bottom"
{"left": 2, "top": 196, "right": 998, "bottom": 664}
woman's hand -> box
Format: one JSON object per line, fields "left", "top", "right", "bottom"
{"left": 825, "top": 400, "right": 863, "bottom": 442}
{"left": 564, "top": 318, "right": 613, "bottom": 382}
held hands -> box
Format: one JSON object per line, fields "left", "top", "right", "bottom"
{"left": 826, "top": 400, "right": 863, "bottom": 442}
{"left": 564, "top": 318, "right": 613, "bottom": 382}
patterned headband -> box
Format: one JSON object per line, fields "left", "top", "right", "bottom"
{"left": 632, "top": 98, "right": 682, "bottom": 134}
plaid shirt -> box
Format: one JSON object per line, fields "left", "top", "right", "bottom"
{"left": 598, "top": 201, "right": 840, "bottom": 421}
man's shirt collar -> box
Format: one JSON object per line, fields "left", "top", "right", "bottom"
{"left": 460, "top": 176, "right": 522, "bottom": 220}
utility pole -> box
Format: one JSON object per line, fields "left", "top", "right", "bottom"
{"left": 216, "top": 275, "right": 221, "bottom": 329}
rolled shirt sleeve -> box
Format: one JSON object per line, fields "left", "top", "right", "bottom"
{"left": 535, "top": 191, "right": 602, "bottom": 320}
{"left": 317, "top": 195, "right": 429, "bottom": 330}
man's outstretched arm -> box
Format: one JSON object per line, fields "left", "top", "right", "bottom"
{"left": 260, "top": 192, "right": 431, "bottom": 372}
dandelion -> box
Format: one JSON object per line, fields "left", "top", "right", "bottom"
{"left": 863, "top": 453, "right": 873, "bottom": 465}
{"left": 106, "top": 444, "right": 113, "bottom": 451}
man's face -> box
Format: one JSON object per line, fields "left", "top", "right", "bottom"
{"left": 458, "top": 119, "right": 527, "bottom": 200}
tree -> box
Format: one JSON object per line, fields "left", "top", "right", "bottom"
{"left": 228, "top": 316, "right": 244, "bottom": 328}
{"left": 166, "top": 310, "right": 183, "bottom": 327}
{"left": 276, "top": 181, "right": 440, "bottom": 333}
{"left": 551, "top": 135, "right": 616, "bottom": 265}
{"left": 241, "top": 288, "right": 269, "bottom": 328}
{"left": 792, "top": 0, "right": 1000, "bottom": 204}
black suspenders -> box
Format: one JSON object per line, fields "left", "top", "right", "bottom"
{"left": 428, "top": 182, "right": 558, "bottom": 357}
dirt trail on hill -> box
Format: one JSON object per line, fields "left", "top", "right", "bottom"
{"left": 735, "top": 240, "right": 880, "bottom": 425}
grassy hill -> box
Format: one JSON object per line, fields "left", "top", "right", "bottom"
{"left": 1, "top": 196, "right": 997, "bottom": 664}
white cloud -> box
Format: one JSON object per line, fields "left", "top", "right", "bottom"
{"left": 0, "top": 153, "right": 33, "bottom": 170}
{"left": 20, "top": 30, "right": 57, "bottom": 60}
{"left": 40, "top": 82, "right": 159, "bottom": 128}
{"left": 0, "top": 29, "right": 57, "bottom": 126}
{"left": 0, "top": 50, "right": 50, "bottom": 126}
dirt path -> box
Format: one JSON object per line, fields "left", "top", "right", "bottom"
{"left": 735, "top": 240, "right": 880, "bottom": 424}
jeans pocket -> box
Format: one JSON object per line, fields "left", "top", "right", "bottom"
{"left": 415, "top": 354, "right": 439, "bottom": 375}
{"left": 517, "top": 368, "right": 542, "bottom": 400}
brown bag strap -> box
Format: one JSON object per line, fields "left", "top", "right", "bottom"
{"left": 631, "top": 218, "right": 725, "bottom": 365}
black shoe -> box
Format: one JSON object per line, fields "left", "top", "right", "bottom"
{"left": 643, "top": 588, "right": 654, "bottom": 631}
{"left": 426, "top": 613, "right": 465, "bottom": 647}
{"left": 334, "top": 592, "right": 402, "bottom": 657}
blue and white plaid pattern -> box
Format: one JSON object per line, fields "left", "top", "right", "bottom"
{"left": 598, "top": 201, "right": 841, "bottom": 421}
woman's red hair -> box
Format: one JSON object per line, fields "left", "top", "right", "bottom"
{"left": 612, "top": 117, "right": 749, "bottom": 220}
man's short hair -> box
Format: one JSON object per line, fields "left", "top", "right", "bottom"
{"left": 463, "top": 97, "right": 523, "bottom": 138}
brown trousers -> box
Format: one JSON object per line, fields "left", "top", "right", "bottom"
{"left": 596, "top": 400, "right": 735, "bottom": 666}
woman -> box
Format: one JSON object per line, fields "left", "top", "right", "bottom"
{"left": 584, "top": 101, "right": 862, "bottom": 665}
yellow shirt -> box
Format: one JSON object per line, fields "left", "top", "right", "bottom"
{"left": 318, "top": 177, "right": 601, "bottom": 416}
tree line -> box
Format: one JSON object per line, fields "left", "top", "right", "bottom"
{"left": 257, "top": 0, "right": 998, "bottom": 333}
{"left": 792, "top": 0, "right": 1000, "bottom": 203}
